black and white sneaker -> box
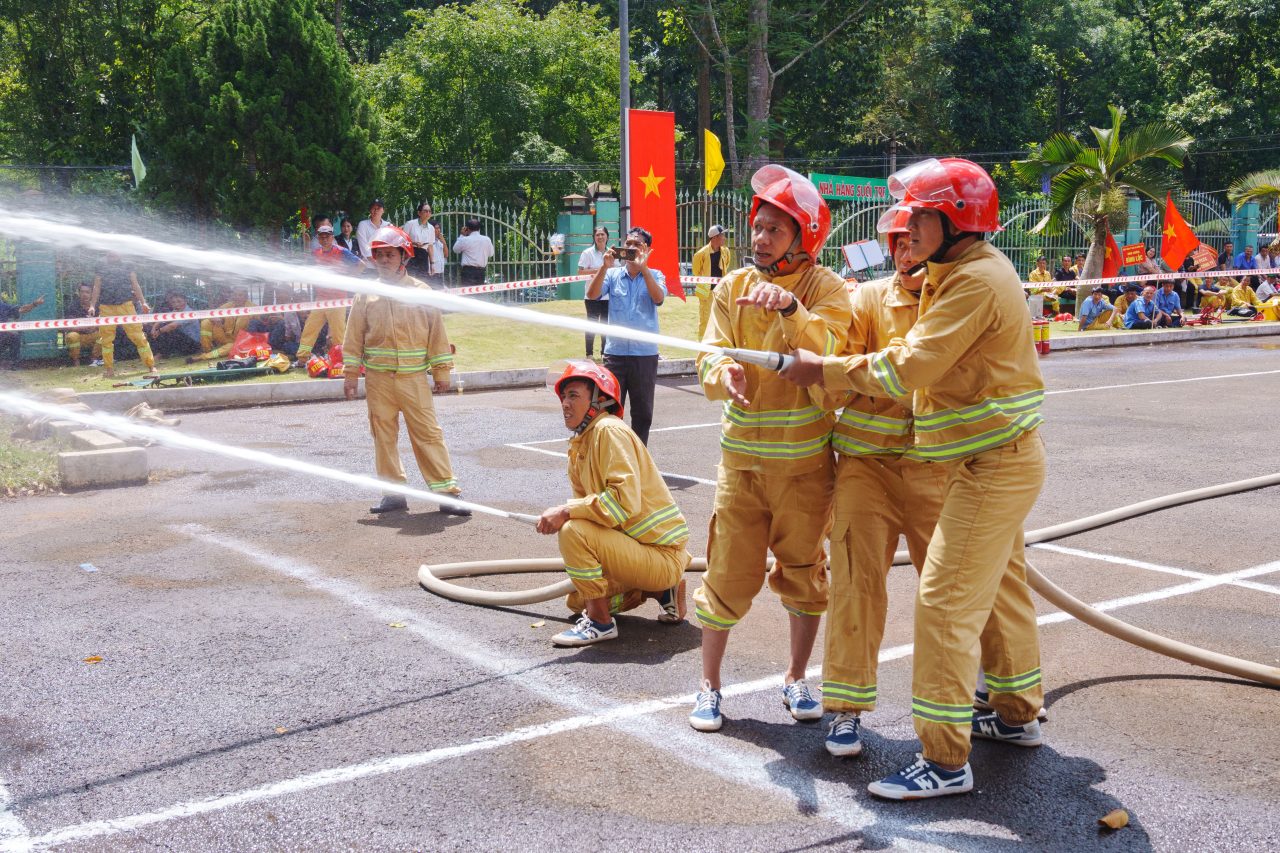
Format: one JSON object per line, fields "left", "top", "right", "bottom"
{"left": 974, "top": 690, "right": 1048, "bottom": 722}
{"left": 867, "top": 753, "right": 973, "bottom": 800}
{"left": 971, "top": 712, "right": 1043, "bottom": 747}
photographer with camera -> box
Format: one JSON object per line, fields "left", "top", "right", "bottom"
{"left": 585, "top": 226, "right": 666, "bottom": 445}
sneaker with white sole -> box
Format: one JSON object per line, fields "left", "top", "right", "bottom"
{"left": 551, "top": 613, "right": 618, "bottom": 647}
{"left": 868, "top": 753, "right": 973, "bottom": 800}
{"left": 655, "top": 578, "right": 686, "bottom": 624}
{"left": 974, "top": 690, "right": 1048, "bottom": 722}
{"left": 824, "top": 711, "right": 863, "bottom": 757}
{"left": 971, "top": 712, "right": 1043, "bottom": 747}
{"left": 689, "top": 680, "right": 723, "bottom": 732}
{"left": 782, "top": 679, "right": 823, "bottom": 721}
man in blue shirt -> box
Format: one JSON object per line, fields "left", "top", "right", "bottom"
{"left": 1124, "top": 285, "right": 1158, "bottom": 329}
{"left": 1153, "top": 280, "right": 1183, "bottom": 327}
{"left": 1077, "top": 287, "right": 1116, "bottom": 331}
{"left": 586, "top": 226, "right": 666, "bottom": 444}
{"left": 1234, "top": 245, "right": 1258, "bottom": 271}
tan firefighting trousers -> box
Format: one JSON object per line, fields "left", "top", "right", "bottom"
{"left": 296, "top": 307, "right": 348, "bottom": 361}
{"left": 693, "top": 457, "right": 834, "bottom": 630}
{"left": 363, "top": 369, "right": 460, "bottom": 493}
{"left": 822, "top": 454, "right": 947, "bottom": 712}
{"left": 66, "top": 331, "right": 101, "bottom": 363}
{"left": 913, "top": 430, "right": 1045, "bottom": 767}
{"left": 1082, "top": 309, "right": 1115, "bottom": 331}
{"left": 560, "top": 519, "right": 689, "bottom": 614}
{"left": 97, "top": 302, "right": 155, "bottom": 371}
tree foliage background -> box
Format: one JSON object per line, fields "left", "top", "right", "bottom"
{"left": 1, "top": 0, "right": 1276, "bottom": 229}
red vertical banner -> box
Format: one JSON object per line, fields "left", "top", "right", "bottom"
{"left": 1103, "top": 232, "right": 1122, "bottom": 278}
{"left": 627, "top": 109, "right": 683, "bottom": 300}
{"left": 1161, "top": 193, "right": 1199, "bottom": 269}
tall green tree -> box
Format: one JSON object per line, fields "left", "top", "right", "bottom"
{"left": 1013, "top": 105, "right": 1192, "bottom": 279}
{"left": 369, "top": 0, "right": 620, "bottom": 221}
{"left": 147, "top": 0, "right": 380, "bottom": 231}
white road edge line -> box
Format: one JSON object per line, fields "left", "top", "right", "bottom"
{"left": 0, "top": 779, "right": 31, "bottom": 853}
{"left": 1033, "top": 543, "right": 1280, "bottom": 596}
{"left": 11, "top": 533, "right": 1277, "bottom": 852}
{"left": 507, "top": 442, "right": 717, "bottom": 486}
{"left": 1044, "top": 367, "right": 1280, "bottom": 396}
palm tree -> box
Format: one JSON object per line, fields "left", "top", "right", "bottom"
{"left": 1227, "top": 171, "right": 1280, "bottom": 207}
{"left": 1013, "top": 105, "right": 1193, "bottom": 280}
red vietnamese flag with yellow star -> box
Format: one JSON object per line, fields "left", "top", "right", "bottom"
{"left": 628, "top": 109, "right": 683, "bottom": 300}
{"left": 1161, "top": 193, "right": 1200, "bottom": 269}
{"left": 1102, "top": 231, "right": 1121, "bottom": 278}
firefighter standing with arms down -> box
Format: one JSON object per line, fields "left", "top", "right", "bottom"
{"left": 537, "top": 361, "right": 692, "bottom": 647}
{"left": 688, "top": 165, "right": 851, "bottom": 732}
{"left": 343, "top": 225, "right": 471, "bottom": 517}
{"left": 782, "top": 158, "right": 1047, "bottom": 800}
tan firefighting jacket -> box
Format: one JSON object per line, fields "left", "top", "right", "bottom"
{"left": 698, "top": 263, "right": 852, "bottom": 473}
{"left": 566, "top": 414, "right": 690, "bottom": 549}
{"left": 821, "top": 240, "right": 1044, "bottom": 462}
{"left": 209, "top": 299, "right": 256, "bottom": 339}
{"left": 692, "top": 243, "right": 734, "bottom": 300}
{"left": 822, "top": 274, "right": 921, "bottom": 458}
{"left": 344, "top": 274, "right": 453, "bottom": 381}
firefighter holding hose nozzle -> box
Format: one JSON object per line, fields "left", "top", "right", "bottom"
{"left": 781, "top": 158, "right": 1047, "bottom": 800}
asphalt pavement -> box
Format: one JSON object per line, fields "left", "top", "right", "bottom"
{"left": 2, "top": 337, "right": 1279, "bottom": 851}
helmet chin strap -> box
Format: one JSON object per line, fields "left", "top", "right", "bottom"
{"left": 571, "top": 387, "right": 617, "bottom": 435}
{"left": 927, "top": 217, "right": 981, "bottom": 265}
{"left": 754, "top": 230, "right": 809, "bottom": 277}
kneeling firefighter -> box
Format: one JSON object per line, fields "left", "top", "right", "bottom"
{"left": 781, "top": 158, "right": 1047, "bottom": 800}
{"left": 537, "top": 361, "right": 692, "bottom": 647}
{"left": 343, "top": 224, "right": 470, "bottom": 516}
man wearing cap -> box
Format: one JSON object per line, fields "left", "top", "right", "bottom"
{"left": 356, "top": 199, "right": 389, "bottom": 260}
{"left": 1077, "top": 287, "right": 1116, "bottom": 331}
{"left": 300, "top": 218, "right": 361, "bottom": 366}
{"left": 693, "top": 224, "right": 733, "bottom": 339}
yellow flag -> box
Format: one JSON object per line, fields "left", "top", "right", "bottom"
{"left": 704, "top": 129, "right": 725, "bottom": 193}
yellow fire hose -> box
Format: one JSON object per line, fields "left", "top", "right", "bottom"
{"left": 420, "top": 471, "right": 1280, "bottom": 688}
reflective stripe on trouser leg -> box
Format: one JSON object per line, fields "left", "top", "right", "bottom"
{"left": 365, "top": 369, "right": 458, "bottom": 491}
{"left": 692, "top": 458, "right": 833, "bottom": 631}
{"left": 67, "top": 331, "right": 82, "bottom": 360}
{"left": 979, "top": 526, "right": 1044, "bottom": 724}
{"left": 823, "top": 454, "right": 946, "bottom": 713}
{"left": 297, "top": 307, "right": 348, "bottom": 360}
{"left": 560, "top": 519, "right": 688, "bottom": 613}
{"left": 912, "top": 431, "right": 1045, "bottom": 767}
{"left": 97, "top": 302, "right": 154, "bottom": 370}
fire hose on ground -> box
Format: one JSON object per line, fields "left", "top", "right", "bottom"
{"left": 419, "top": 471, "right": 1280, "bottom": 689}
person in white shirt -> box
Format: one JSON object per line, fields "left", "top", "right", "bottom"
{"left": 1256, "top": 245, "right": 1275, "bottom": 271}
{"left": 356, "top": 199, "right": 389, "bottom": 259}
{"left": 453, "top": 218, "right": 495, "bottom": 285}
{"left": 1256, "top": 275, "right": 1280, "bottom": 302}
{"left": 402, "top": 201, "right": 437, "bottom": 283}
{"left": 577, "top": 226, "right": 615, "bottom": 358}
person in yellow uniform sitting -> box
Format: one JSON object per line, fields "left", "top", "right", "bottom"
{"left": 537, "top": 361, "right": 692, "bottom": 647}
{"left": 343, "top": 225, "right": 470, "bottom": 517}
{"left": 89, "top": 252, "right": 157, "bottom": 377}
{"left": 63, "top": 282, "right": 101, "bottom": 366}
{"left": 192, "top": 285, "right": 255, "bottom": 362}
{"left": 1224, "top": 275, "right": 1264, "bottom": 311}
{"left": 688, "top": 165, "right": 851, "bottom": 733}
{"left": 1026, "top": 256, "right": 1058, "bottom": 315}
{"left": 782, "top": 158, "right": 1046, "bottom": 800}
{"left": 1111, "top": 284, "right": 1139, "bottom": 328}
{"left": 693, "top": 224, "right": 733, "bottom": 339}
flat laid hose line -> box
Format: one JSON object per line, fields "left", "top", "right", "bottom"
{"left": 418, "top": 471, "right": 1280, "bottom": 688}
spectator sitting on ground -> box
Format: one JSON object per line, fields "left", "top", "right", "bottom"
{"left": 1234, "top": 245, "right": 1258, "bottom": 271}
{"left": 1257, "top": 245, "right": 1275, "bottom": 271}
{"left": 1027, "top": 256, "right": 1059, "bottom": 314}
{"left": 1124, "top": 285, "right": 1158, "bottom": 329}
{"left": 1224, "top": 275, "right": 1264, "bottom": 312}
{"left": 1154, "top": 280, "right": 1183, "bottom": 327}
{"left": 1256, "top": 274, "right": 1280, "bottom": 302}
{"left": 1112, "top": 283, "right": 1140, "bottom": 327}
{"left": 193, "top": 285, "right": 254, "bottom": 361}
{"left": 148, "top": 291, "right": 203, "bottom": 358}
{"left": 1198, "top": 278, "right": 1225, "bottom": 313}
{"left": 1077, "top": 287, "right": 1116, "bottom": 331}
{"left": 246, "top": 286, "right": 301, "bottom": 359}
{"left": 453, "top": 218, "right": 495, "bottom": 285}
{"left": 0, "top": 292, "right": 45, "bottom": 369}
{"left": 64, "top": 282, "right": 101, "bottom": 366}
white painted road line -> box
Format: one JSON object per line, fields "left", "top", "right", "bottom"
{"left": 507, "top": 442, "right": 718, "bottom": 486}
{"left": 1045, "top": 367, "right": 1280, "bottom": 396}
{"left": 13, "top": 529, "right": 1275, "bottom": 851}
{"left": 0, "top": 779, "right": 30, "bottom": 853}
{"left": 1034, "top": 543, "right": 1280, "bottom": 596}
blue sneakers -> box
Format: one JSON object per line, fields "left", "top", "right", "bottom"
{"left": 689, "top": 680, "right": 723, "bottom": 731}
{"left": 551, "top": 613, "right": 618, "bottom": 647}
{"left": 974, "top": 690, "right": 1048, "bottom": 722}
{"left": 782, "top": 679, "right": 823, "bottom": 721}
{"left": 867, "top": 754, "right": 974, "bottom": 800}
{"left": 971, "top": 711, "right": 1043, "bottom": 747}
{"left": 824, "top": 711, "right": 863, "bottom": 757}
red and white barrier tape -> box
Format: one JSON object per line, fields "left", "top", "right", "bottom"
{"left": 1021, "top": 268, "right": 1265, "bottom": 291}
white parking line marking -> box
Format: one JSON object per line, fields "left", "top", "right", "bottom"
{"left": 15, "top": 529, "right": 1274, "bottom": 850}
{"left": 0, "top": 779, "right": 31, "bottom": 852}
{"left": 1034, "top": 543, "right": 1280, "bottom": 596}
{"left": 1045, "top": 367, "right": 1280, "bottom": 396}
{"left": 507, "top": 442, "right": 717, "bottom": 486}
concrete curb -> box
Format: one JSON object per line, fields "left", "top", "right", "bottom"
{"left": 71, "top": 322, "right": 1279, "bottom": 413}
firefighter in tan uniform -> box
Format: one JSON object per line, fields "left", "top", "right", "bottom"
{"left": 783, "top": 158, "right": 1045, "bottom": 799}
{"left": 687, "top": 165, "right": 851, "bottom": 733}
{"left": 693, "top": 224, "right": 733, "bottom": 339}
{"left": 818, "top": 210, "right": 948, "bottom": 757}
{"left": 343, "top": 225, "right": 470, "bottom": 517}
{"left": 193, "top": 285, "right": 254, "bottom": 361}
{"left": 537, "top": 361, "right": 692, "bottom": 647}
